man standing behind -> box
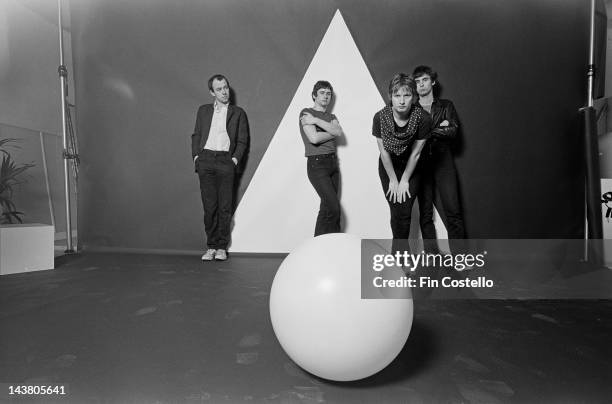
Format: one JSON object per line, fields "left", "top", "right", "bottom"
{"left": 413, "top": 65, "right": 466, "bottom": 240}
{"left": 191, "top": 74, "right": 249, "bottom": 261}
{"left": 299, "top": 80, "right": 344, "bottom": 236}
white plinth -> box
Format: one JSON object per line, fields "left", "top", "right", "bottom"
{"left": 0, "top": 224, "right": 54, "bottom": 275}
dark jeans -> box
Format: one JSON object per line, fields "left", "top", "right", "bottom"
{"left": 307, "top": 153, "right": 341, "bottom": 236}
{"left": 418, "top": 141, "right": 465, "bottom": 240}
{"left": 378, "top": 156, "right": 420, "bottom": 244}
{"left": 197, "top": 150, "right": 235, "bottom": 250}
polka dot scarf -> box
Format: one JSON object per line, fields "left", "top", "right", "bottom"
{"left": 379, "top": 105, "right": 424, "bottom": 156}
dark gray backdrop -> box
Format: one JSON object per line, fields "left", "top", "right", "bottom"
{"left": 70, "top": 0, "right": 592, "bottom": 251}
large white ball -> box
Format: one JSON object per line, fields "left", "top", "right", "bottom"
{"left": 269, "top": 233, "right": 413, "bottom": 381}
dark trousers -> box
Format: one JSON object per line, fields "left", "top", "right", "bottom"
{"left": 197, "top": 150, "right": 235, "bottom": 250}
{"left": 307, "top": 153, "right": 341, "bottom": 236}
{"left": 418, "top": 141, "right": 465, "bottom": 240}
{"left": 378, "top": 156, "right": 420, "bottom": 242}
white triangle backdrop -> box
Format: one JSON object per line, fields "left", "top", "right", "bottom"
{"left": 231, "top": 10, "right": 447, "bottom": 253}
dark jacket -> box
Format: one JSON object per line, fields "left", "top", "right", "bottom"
{"left": 429, "top": 99, "right": 458, "bottom": 140}
{"left": 190, "top": 104, "right": 250, "bottom": 162}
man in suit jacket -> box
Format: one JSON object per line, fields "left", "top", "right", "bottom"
{"left": 191, "top": 74, "right": 249, "bottom": 261}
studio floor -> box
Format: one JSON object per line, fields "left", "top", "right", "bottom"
{"left": 1, "top": 252, "right": 611, "bottom": 404}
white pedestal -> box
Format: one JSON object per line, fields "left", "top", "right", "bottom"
{"left": 0, "top": 224, "right": 54, "bottom": 275}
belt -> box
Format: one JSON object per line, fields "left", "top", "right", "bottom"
{"left": 201, "top": 149, "right": 230, "bottom": 156}
{"left": 307, "top": 153, "right": 336, "bottom": 161}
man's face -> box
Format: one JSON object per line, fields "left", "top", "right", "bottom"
{"left": 415, "top": 74, "right": 434, "bottom": 97}
{"left": 391, "top": 86, "right": 413, "bottom": 114}
{"left": 210, "top": 78, "right": 230, "bottom": 105}
{"left": 313, "top": 88, "right": 332, "bottom": 109}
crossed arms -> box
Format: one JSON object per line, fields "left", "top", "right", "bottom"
{"left": 300, "top": 112, "right": 343, "bottom": 144}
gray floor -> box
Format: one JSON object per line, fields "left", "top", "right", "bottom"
{"left": 1, "top": 252, "right": 611, "bottom": 403}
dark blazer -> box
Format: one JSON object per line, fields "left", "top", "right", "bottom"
{"left": 191, "top": 104, "right": 250, "bottom": 162}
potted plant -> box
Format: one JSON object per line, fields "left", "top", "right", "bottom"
{"left": 0, "top": 138, "right": 35, "bottom": 224}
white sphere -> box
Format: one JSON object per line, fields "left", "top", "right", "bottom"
{"left": 269, "top": 233, "right": 413, "bottom": 381}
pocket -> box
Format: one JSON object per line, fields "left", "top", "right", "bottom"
{"left": 309, "top": 159, "right": 325, "bottom": 171}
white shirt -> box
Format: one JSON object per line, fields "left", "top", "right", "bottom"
{"left": 204, "top": 101, "right": 230, "bottom": 151}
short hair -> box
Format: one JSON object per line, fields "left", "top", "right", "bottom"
{"left": 208, "top": 74, "right": 229, "bottom": 91}
{"left": 412, "top": 65, "right": 438, "bottom": 82}
{"left": 388, "top": 73, "right": 417, "bottom": 102}
{"left": 312, "top": 80, "right": 333, "bottom": 101}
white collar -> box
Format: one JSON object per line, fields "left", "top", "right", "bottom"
{"left": 214, "top": 101, "right": 229, "bottom": 112}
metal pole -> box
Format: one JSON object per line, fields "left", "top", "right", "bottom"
{"left": 587, "top": 0, "right": 595, "bottom": 108}
{"left": 58, "top": 0, "right": 74, "bottom": 253}
{"left": 583, "top": 0, "right": 595, "bottom": 261}
{"left": 581, "top": 0, "right": 603, "bottom": 265}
